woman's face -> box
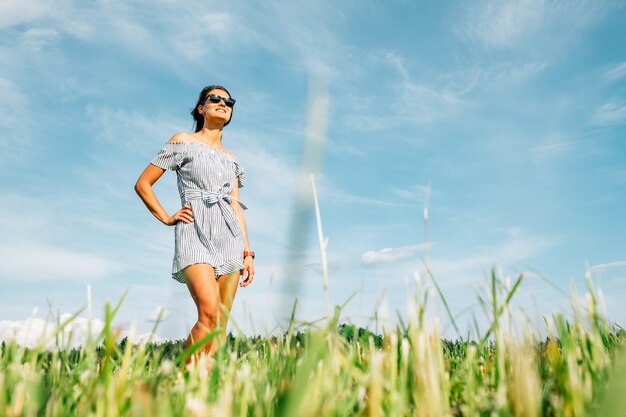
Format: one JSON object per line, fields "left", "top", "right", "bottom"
{"left": 199, "top": 88, "right": 233, "bottom": 125}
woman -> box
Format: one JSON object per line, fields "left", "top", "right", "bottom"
{"left": 134, "top": 85, "right": 255, "bottom": 365}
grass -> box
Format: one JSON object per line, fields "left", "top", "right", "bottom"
{"left": 1, "top": 270, "right": 624, "bottom": 417}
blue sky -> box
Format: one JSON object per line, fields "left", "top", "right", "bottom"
{"left": 1, "top": 0, "right": 625, "bottom": 344}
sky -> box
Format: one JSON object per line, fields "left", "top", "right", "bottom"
{"left": 1, "top": 0, "right": 625, "bottom": 346}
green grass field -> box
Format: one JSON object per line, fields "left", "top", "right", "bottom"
{"left": 1, "top": 271, "right": 624, "bottom": 417}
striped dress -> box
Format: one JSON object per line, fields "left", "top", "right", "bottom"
{"left": 150, "top": 141, "right": 247, "bottom": 283}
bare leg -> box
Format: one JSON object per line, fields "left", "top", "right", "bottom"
{"left": 215, "top": 270, "right": 240, "bottom": 345}
{"left": 183, "top": 263, "right": 220, "bottom": 367}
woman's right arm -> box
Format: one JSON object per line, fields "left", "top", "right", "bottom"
{"left": 134, "top": 164, "right": 193, "bottom": 225}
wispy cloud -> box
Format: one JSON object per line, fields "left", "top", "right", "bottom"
{"left": 467, "top": 61, "right": 549, "bottom": 88}
{"left": 601, "top": 167, "right": 626, "bottom": 185}
{"left": 589, "top": 260, "right": 626, "bottom": 272}
{"left": 602, "top": 61, "right": 626, "bottom": 84}
{"left": 321, "top": 187, "right": 411, "bottom": 208}
{"left": 86, "top": 104, "right": 185, "bottom": 152}
{"left": 427, "top": 229, "right": 558, "bottom": 287}
{"left": 19, "top": 27, "right": 60, "bottom": 50}
{"left": 230, "top": 134, "right": 299, "bottom": 241}
{"left": 380, "top": 50, "right": 411, "bottom": 81}
{"left": 0, "top": 77, "right": 27, "bottom": 112}
{"left": 392, "top": 184, "right": 434, "bottom": 204}
{"left": 0, "top": 244, "right": 120, "bottom": 282}
{"left": 326, "top": 139, "right": 368, "bottom": 158}
{"left": 0, "top": 2, "right": 263, "bottom": 81}
{"left": 461, "top": 0, "right": 549, "bottom": 47}
{"left": 250, "top": 1, "right": 348, "bottom": 79}
{"left": 0, "top": 77, "right": 31, "bottom": 161}
{"left": 362, "top": 243, "right": 432, "bottom": 265}
{"left": 530, "top": 140, "right": 574, "bottom": 160}
{"left": 529, "top": 129, "right": 611, "bottom": 163}
{"left": 591, "top": 99, "right": 626, "bottom": 125}
{"left": 401, "top": 83, "right": 468, "bottom": 123}
{"left": 458, "top": 0, "right": 612, "bottom": 49}
{"left": 340, "top": 49, "right": 550, "bottom": 133}
{"left": 530, "top": 133, "right": 585, "bottom": 162}
{"left": 341, "top": 77, "right": 469, "bottom": 131}
{"left": 0, "top": 0, "right": 363, "bottom": 90}
{"left": 0, "top": 0, "right": 67, "bottom": 29}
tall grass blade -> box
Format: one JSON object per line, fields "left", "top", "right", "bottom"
{"left": 425, "top": 265, "right": 462, "bottom": 341}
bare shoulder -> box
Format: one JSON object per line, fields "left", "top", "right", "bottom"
{"left": 225, "top": 149, "right": 238, "bottom": 158}
{"left": 168, "top": 132, "right": 193, "bottom": 143}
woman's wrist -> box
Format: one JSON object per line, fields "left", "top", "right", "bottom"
{"left": 160, "top": 212, "right": 174, "bottom": 226}
{"left": 243, "top": 250, "right": 255, "bottom": 259}
{"left": 158, "top": 213, "right": 172, "bottom": 225}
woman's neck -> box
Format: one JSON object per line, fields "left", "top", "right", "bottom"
{"left": 195, "top": 126, "right": 223, "bottom": 148}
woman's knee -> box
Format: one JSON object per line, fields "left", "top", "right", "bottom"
{"left": 197, "top": 301, "right": 220, "bottom": 322}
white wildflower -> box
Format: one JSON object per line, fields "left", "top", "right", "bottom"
{"left": 186, "top": 395, "right": 208, "bottom": 417}
{"left": 159, "top": 360, "right": 174, "bottom": 375}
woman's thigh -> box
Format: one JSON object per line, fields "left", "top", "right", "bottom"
{"left": 183, "top": 263, "right": 219, "bottom": 310}
{"left": 217, "top": 271, "right": 240, "bottom": 312}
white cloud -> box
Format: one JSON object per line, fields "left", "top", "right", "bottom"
{"left": 530, "top": 139, "right": 574, "bottom": 160}
{"left": 341, "top": 48, "right": 551, "bottom": 133}
{"left": 0, "top": 2, "right": 260, "bottom": 80}
{"left": 402, "top": 83, "right": 468, "bottom": 122}
{"left": 254, "top": 2, "right": 344, "bottom": 79}
{"left": 380, "top": 50, "right": 411, "bottom": 81}
{"left": 341, "top": 80, "right": 468, "bottom": 130}
{"left": 463, "top": 0, "right": 548, "bottom": 47}
{"left": 0, "top": 314, "right": 104, "bottom": 349}
{"left": 591, "top": 99, "right": 626, "bottom": 125}
{"left": 326, "top": 138, "right": 368, "bottom": 158}
{"left": 0, "top": 244, "right": 120, "bottom": 282}
{"left": 0, "top": 77, "right": 28, "bottom": 129}
{"left": 231, "top": 137, "right": 298, "bottom": 242}
{"left": 602, "top": 61, "right": 626, "bottom": 83}
{"left": 65, "top": 1, "right": 342, "bottom": 80}
{"left": 170, "top": 12, "right": 236, "bottom": 60}
{"left": 147, "top": 305, "right": 170, "bottom": 323}
{"left": 362, "top": 243, "right": 432, "bottom": 265}
{"left": 322, "top": 187, "right": 411, "bottom": 208}
{"left": 426, "top": 229, "right": 558, "bottom": 287}
{"left": 462, "top": 61, "right": 550, "bottom": 88}
{"left": 86, "top": 104, "right": 185, "bottom": 152}
{"left": 529, "top": 130, "right": 609, "bottom": 164}
{"left": 19, "top": 27, "right": 60, "bottom": 50}
{"left": 589, "top": 260, "right": 626, "bottom": 273}
{"left": 0, "top": 314, "right": 165, "bottom": 349}
{"left": 0, "top": 0, "right": 69, "bottom": 28}
{"left": 459, "top": 0, "right": 611, "bottom": 49}
{"left": 601, "top": 167, "right": 626, "bottom": 185}
{"left": 392, "top": 184, "right": 434, "bottom": 204}
{"left": 342, "top": 51, "right": 545, "bottom": 133}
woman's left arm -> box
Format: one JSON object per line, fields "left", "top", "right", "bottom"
{"left": 231, "top": 181, "right": 255, "bottom": 287}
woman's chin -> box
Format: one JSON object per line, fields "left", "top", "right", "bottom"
{"left": 206, "top": 115, "right": 230, "bottom": 126}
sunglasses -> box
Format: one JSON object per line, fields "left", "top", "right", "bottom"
{"left": 204, "top": 93, "right": 236, "bottom": 108}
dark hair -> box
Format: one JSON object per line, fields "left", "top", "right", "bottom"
{"left": 191, "top": 85, "right": 234, "bottom": 132}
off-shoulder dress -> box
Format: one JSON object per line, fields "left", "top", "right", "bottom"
{"left": 150, "top": 141, "right": 247, "bottom": 283}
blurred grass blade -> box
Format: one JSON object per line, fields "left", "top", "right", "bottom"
{"left": 480, "top": 273, "right": 523, "bottom": 345}
{"left": 425, "top": 265, "right": 462, "bottom": 341}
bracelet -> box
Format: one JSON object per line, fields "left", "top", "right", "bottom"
{"left": 243, "top": 251, "right": 255, "bottom": 259}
